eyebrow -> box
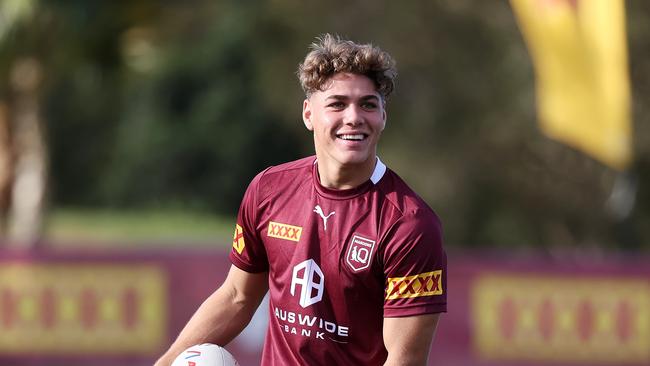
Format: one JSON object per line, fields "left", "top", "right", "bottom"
{"left": 325, "top": 95, "right": 381, "bottom": 102}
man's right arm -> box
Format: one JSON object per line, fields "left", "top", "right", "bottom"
{"left": 154, "top": 265, "right": 268, "bottom": 366}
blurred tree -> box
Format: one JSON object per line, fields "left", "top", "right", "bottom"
{"left": 625, "top": 0, "right": 650, "bottom": 249}
{"left": 45, "top": 1, "right": 302, "bottom": 213}
{"left": 0, "top": 101, "right": 9, "bottom": 230}
{"left": 0, "top": 0, "right": 48, "bottom": 245}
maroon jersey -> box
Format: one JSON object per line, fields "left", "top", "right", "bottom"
{"left": 229, "top": 156, "right": 446, "bottom": 365}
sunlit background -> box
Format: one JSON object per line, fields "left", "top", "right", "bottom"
{"left": 0, "top": 1, "right": 648, "bottom": 365}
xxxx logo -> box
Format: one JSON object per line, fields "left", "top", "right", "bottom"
{"left": 386, "top": 270, "right": 443, "bottom": 300}
{"left": 267, "top": 221, "right": 302, "bottom": 242}
{"left": 232, "top": 224, "right": 245, "bottom": 254}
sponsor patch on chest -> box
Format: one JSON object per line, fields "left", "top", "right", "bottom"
{"left": 345, "top": 235, "right": 376, "bottom": 271}
{"left": 267, "top": 221, "right": 303, "bottom": 242}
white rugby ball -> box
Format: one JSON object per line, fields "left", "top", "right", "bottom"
{"left": 171, "top": 343, "right": 240, "bottom": 366}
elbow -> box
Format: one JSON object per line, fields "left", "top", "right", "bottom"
{"left": 222, "top": 284, "right": 263, "bottom": 316}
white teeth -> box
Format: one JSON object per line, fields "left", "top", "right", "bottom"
{"left": 339, "top": 134, "right": 365, "bottom": 141}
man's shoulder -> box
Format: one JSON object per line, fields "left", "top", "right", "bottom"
{"left": 248, "top": 156, "right": 314, "bottom": 196}
{"left": 256, "top": 156, "right": 314, "bottom": 183}
{"left": 376, "top": 168, "right": 439, "bottom": 222}
{"left": 375, "top": 169, "right": 443, "bottom": 247}
{"left": 263, "top": 156, "right": 315, "bottom": 176}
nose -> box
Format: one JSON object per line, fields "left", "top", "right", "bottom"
{"left": 343, "top": 104, "right": 363, "bottom": 126}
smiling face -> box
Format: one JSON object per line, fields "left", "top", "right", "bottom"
{"left": 302, "top": 73, "right": 386, "bottom": 185}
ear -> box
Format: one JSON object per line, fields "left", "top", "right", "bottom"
{"left": 380, "top": 104, "right": 387, "bottom": 131}
{"left": 302, "top": 99, "right": 314, "bottom": 131}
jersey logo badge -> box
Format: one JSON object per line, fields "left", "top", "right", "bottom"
{"left": 313, "top": 205, "right": 335, "bottom": 231}
{"left": 232, "top": 224, "right": 245, "bottom": 254}
{"left": 291, "top": 259, "right": 325, "bottom": 308}
{"left": 267, "top": 221, "right": 302, "bottom": 242}
{"left": 385, "top": 270, "right": 443, "bottom": 300}
{"left": 345, "top": 235, "right": 376, "bottom": 272}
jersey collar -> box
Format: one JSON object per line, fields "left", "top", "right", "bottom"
{"left": 312, "top": 157, "right": 387, "bottom": 200}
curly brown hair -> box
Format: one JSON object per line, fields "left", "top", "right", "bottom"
{"left": 297, "top": 34, "right": 397, "bottom": 99}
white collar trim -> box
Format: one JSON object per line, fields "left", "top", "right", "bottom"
{"left": 313, "top": 156, "right": 386, "bottom": 184}
{"left": 370, "top": 157, "right": 386, "bottom": 184}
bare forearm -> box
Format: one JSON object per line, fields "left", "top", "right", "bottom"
{"left": 154, "top": 267, "right": 268, "bottom": 366}
{"left": 383, "top": 340, "right": 430, "bottom": 366}
{"left": 383, "top": 352, "right": 428, "bottom": 366}
{"left": 383, "top": 314, "right": 440, "bottom": 366}
{"left": 154, "top": 288, "right": 252, "bottom": 365}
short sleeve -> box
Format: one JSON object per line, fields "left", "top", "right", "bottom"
{"left": 229, "top": 170, "right": 270, "bottom": 273}
{"left": 381, "top": 209, "right": 447, "bottom": 317}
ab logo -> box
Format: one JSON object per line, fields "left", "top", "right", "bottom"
{"left": 291, "top": 259, "right": 325, "bottom": 308}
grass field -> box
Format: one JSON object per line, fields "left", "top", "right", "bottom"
{"left": 45, "top": 208, "right": 234, "bottom": 249}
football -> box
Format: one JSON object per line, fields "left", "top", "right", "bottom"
{"left": 171, "top": 343, "right": 240, "bottom": 366}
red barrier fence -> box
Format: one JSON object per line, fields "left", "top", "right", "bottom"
{"left": 439, "top": 254, "right": 649, "bottom": 366}
{"left": 0, "top": 247, "right": 648, "bottom": 366}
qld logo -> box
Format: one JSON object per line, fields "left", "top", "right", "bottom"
{"left": 291, "top": 259, "right": 324, "bottom": 308}
{"left": 345, "top": 235, "right": 376, "bottom": 272}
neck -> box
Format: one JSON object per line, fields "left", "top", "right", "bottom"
{"left": 316, "top": 155, "right": 377, "bottom": 190}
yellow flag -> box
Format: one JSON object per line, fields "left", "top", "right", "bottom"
{"left": 510, "top": 0, "right": 632, "bottom": 170}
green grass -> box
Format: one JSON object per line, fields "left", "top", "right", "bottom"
{"left": 45, "top": 208, "right": 235, "bottom": 249}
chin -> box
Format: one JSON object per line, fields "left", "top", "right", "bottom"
{"left": 336, "top": 152, "right": 373, "bottom": 166}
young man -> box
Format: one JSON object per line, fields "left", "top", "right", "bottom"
{"left": 155, "top": 34, "right": 446, "bottom": 366}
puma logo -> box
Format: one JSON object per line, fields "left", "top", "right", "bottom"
{"left": 314, "top": 205, "right": 335, "bottom": 231}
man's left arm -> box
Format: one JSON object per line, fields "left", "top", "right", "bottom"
{"left": 383, "top": 313, "right": 441, "bottom": 366}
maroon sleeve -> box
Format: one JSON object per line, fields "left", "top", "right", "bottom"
{"left": 381, "top": 209, "right": 447, "bottom": 317}
{"left": 229, "top": 170, "right": 270, "bottom": 273}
